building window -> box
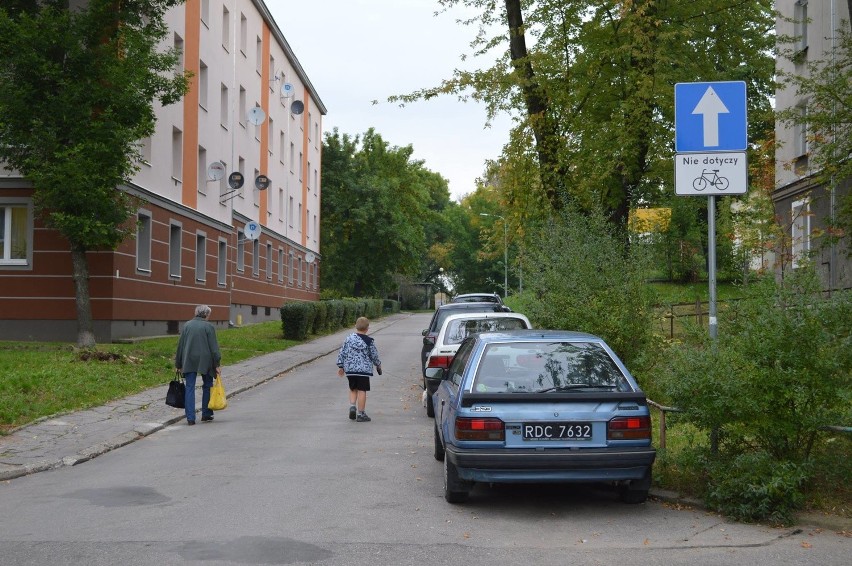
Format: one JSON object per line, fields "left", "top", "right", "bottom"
{"left": 288, "top": 196, "right": 294, "bottom": 227}
{"left": 238, "top": 157, "right": 245, "bottom": 198}
{"left": 256, "top": 36, "right": 262, "bottom": 75}
{"left": 794, "top": 103, "right": 808, "bottom": 157}
{"left": 220, "top": 83, "right": 229, "bottom": 129}
{"left": 791, "top": 199, "right": 811, "bottom": 269}
{"left": 222, "top": 6, "right": 230, "bottom": 51}
{"left": 239, "top": 13, "right": 247, "bottom": 55}
{"left": 200, "top": 0, "right": 210, "bottom": 26}
{"left": 279, "top": 131, "right": 285, "bottom": 163}
{"left": 169, "top": 223, "right": 182, "bottom": 279}
{"left": 172, "top": 127, "right": 183, "bottom": 181}
{"left": 269, "top": 56, "right": 276, "bottom": 91}
{"left": 288, "top": 252, "right": 294, "bottom": 285}
{"left": 268, "top": 117, "right": 274, "bottom": 152}
{"left": 278, "top": 248, "right": 284, "bottom": 282}
{"left": 266, "top": 243, "right": 273, "bottom": 279}
{"left": 252, "top": 239, "right": 260, "bottom": 276}
{"left": 298, "top": 203, "right": 302, "bottom": 231}
{"left": 298, "top": 151, "right": 303, "bottom": 181}
{"left": 289, "top": 142, "right": 295, "bottom": 172}
{"left": 199, "top": 60, "right": 208, "bottom": 109}
{"left": 195, "top": 232, "right": 207, "bottom": 282}
{"left": 794, "top": 1, "right": 808, "bottom": 54}
{"left": 198, "top": 146, "right": 207, "bottom": 194}
{"left": 217, "top": 239, "right": 227, "bottom": 286}
{"left": 136, "top": 211, "right": 152, "bottom": 272}
{"left": 239, "top": 86, "right": 246, "bottom": 127}
{"left": 237, "top": 230, "right": 245, "bottom": 272}
{"left": 0, "top": 201, "right": 31, "bottom": 266}
{"left": 278, "top": 188, "right": 284, "bottom": 220}
{"left": 298, "top": 257, "right": 304, "bottom": 287}
{"left": 140, "top": 136, "right": 152, "bottom": 164}
{"left": 218, "top": 159, "right": 228, "bottom": 198}
{"left": 174, "top": 33, "right": 184, "bottom": 74}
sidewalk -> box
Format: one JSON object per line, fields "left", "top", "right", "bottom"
{"left": 0, "top": 313, "right": 410, "bottom": 482}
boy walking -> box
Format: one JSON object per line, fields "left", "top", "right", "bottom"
{"left": 337, "top": 317, "right": 382, "bottom": 422}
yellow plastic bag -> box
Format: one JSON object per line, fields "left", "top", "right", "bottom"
{"left": 208, "top": 373, "right": 228, "bottom": 411}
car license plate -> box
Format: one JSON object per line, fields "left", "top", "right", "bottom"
{"left": 522, "top": 422, "right": 592, "bottom": 440}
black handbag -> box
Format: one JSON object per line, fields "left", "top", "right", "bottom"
{"left": 166, "top": 372, "right": 186, "bottom": 408}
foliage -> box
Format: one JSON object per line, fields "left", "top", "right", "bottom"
{"left": 0, "top": 322, "right": 297, "bottom": 433}
{"left": 320, "top": 128, "right": 449, "bottom": 297}
{"left": 510, "top": 206, "right": 656, "bottom": 368}
{"left": 0, "top": 0, "right": 189, "bottom": 347}
{"left": 280, "top": 303, "right": 313, "bottom": 340}
{"left": 654, "top": 267, "right": 852, "bottom": 522}
{"left": 778, "top": 24, "right": 852, "bottom": 241}
{"left": 392, "top": 0, "right": 775, "bottom": 231}
{"left": 706, "top": 451, "right": 810, "bottom": 525}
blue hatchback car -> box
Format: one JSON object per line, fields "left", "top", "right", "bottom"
{"left": 427, "top": 329, "right": 656, "bottom": 503}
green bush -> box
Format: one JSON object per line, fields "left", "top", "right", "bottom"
{"left": 383, "top": 299, "right": 400, "bottom": 313}
{"left": 309, "top": 301, "right": 327, "bottom": 335}
{"left": 655, "top": 266, "right": 851, "bottom": 523}
{"left": 325, "top": 300, "right": 346, "bottom": 330}
{"left": 280, "top": 303, "right": 312, "bottom": 340}
{"left": 706, "top": 451, "right": 810, "bottom": 525}
{"left": 515, "top": 207, "right": 656, "bottom": 369}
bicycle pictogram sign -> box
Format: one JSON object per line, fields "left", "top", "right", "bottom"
{"left": 692, "top": 169, "right": 729, "bottom": 192}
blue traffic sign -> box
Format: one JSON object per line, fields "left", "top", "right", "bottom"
{"left": 675, "top": 81, "right": 747, "bottom": 152}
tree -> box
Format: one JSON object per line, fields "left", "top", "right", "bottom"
{"left": 778, "top": 23, "right": 852, "bottom": 242}
{"left": 0, "top": 1, "right": 189, "bottom": 348}
{"left": 320, "top": 128, "right": 446, "bottom": 297}
{"left": 392, "top": 1, "right": 775, "bottom": 231}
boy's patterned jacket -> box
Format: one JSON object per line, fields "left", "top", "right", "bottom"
{"left": 336, "top": 333, "right": 381, "bottom": 377}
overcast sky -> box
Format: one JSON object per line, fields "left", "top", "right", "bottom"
{"left": 267, "top": 0, "right": 512, "bottom": 201}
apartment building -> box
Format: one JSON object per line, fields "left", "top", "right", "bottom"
{"left": 0, "top": 0, "right": 325, "bottom": 341}
{"left": 774, "top": 0, "right": 851, "bottom": 291}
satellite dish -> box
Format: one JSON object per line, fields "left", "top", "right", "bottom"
{"left": 290, "top": 100, "right": 304, "bottom": 115}
{"left": 207, "top": 161, "right": 226, "bottom": 181}
{"left": 228, "top": 171, "right": 244, "bottom": 189}
{"left": 305, "top": 252, "right": 316, "bottom": 264}
{"left": 247, "top": 106, "right": 266, "bottom": 125}
{"left": 255, "top": 174, "right": 270, "bottom": 191}
{"left": 281, "top": 83, "right": 295, "bottom": 98}
{"left": 244, "top": 221, "right": 261, "bottom": 241}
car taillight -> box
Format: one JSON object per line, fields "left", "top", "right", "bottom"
{"left": 607, "top": 416, "right": 651, "bottom": 440}
{"left": 455, "top": 417, "right": 505, "bottom": 441}
{"left": 426, "top": 355, "right": 453, "bottom": 369}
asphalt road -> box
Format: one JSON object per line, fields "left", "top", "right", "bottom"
{"left": 0, "top": 314, "right": 847, "bottom": 565}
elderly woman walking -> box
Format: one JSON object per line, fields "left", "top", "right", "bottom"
{"left": 175, "top": 305, "right": 222, "bottom": 425}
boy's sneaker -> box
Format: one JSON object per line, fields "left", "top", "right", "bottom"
{"left": 349, "top": 406, "right": 356, "bottom": 420}
{"left": 356, "top": 413, "right": 371, "bottom": 422}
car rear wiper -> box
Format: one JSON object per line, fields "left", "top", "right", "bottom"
{"left": 536, "top": 384, "right": 617, "bottom": 393}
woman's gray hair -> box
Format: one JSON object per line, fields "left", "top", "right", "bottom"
{"left": 194, "top": 305, "right": 212, "bottom": 318}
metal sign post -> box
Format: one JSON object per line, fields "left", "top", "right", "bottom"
{"left": 674, "top": 81, "right": 747, "bottom": 340}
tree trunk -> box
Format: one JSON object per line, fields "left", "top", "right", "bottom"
{"left": 70, "top": 246, "right": 96, "bottom": 348}
{"left": 504, "top": 0, "right": 567, "bottom": 211}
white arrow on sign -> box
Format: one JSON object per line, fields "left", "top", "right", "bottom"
{"left": 692, "top": 86, "right": 729, "bottom": 147}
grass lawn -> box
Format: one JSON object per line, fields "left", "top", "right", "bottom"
{"left": 0, "top": 321, "right": 297, "bottom": 435}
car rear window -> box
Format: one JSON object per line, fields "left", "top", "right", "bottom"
{"left": 444, "top": 318, "right": 529, "bottom": 345}
{"left": 472, "top": 341, "right": 630, "bottom": 393}
{"left": 431, "top": 304, "right": 501, "bottom": 332}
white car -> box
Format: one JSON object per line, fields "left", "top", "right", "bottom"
{"left": 422, "top": 312, "right": 532, "bottom": 417}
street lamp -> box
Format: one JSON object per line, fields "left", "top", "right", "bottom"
{"left": 480, "top": 213, "right": 508, "bottom": 298}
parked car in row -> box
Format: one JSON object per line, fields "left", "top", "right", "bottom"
{"left": 451, "top": 293, "right": 508, "bottom": 308}
{"left": 420, "top": 302, "right": 508, "bottom": 379}
{"left": 426, "top": 329, "right": 656, "bottom": 504}
{"left": 422, "top": 312, "right": 532, "bottom": 417}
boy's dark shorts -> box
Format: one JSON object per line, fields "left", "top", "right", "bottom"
{"left": 347, "top": 376, "right": 371, "bottom": 392}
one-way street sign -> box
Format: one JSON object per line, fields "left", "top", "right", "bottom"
{"left": 675, "top": 81, "right": 747, "bottom": 152}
